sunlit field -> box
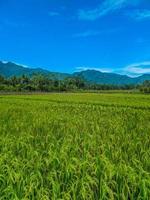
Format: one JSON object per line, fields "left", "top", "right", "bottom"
{"left": 0, "top": 93, "right": 150, "bottom": 199}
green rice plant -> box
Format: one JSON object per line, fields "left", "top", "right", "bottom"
{"left": 0, "top": 93, "right": 150, "bottom": 199}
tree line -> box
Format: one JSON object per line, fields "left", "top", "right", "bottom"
{"left": 139, "top": 80, "right": 150, "bottom": 93}
{"left": 0, "top": 74, "right": 149, "bottom": 93}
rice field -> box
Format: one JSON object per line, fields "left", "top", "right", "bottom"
{"left": 0, "top": 93, "right": 150, "bottom": 200}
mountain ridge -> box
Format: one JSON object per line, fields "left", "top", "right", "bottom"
{"left": 0, "top": 61, "right": 70, "bottom": 80}
{"left": 0, "top": 61, "right": 150, "bottom": 85}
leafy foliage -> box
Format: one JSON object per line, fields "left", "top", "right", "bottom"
{"left": 139, "top": 81, "right": 150, "bottom": 93}
{"left": 0, "top": 74, "right": 138, "bottom": 92}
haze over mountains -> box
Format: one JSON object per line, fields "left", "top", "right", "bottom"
{"left": 0, "top": 61, "right": 150, "bottom": 86}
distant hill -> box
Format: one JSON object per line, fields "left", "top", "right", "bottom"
{"left": 0, "top": 61, "right": 48, "bottom": 77}
{"left": 74, "top": 70, "right": 150, "bottom": 85}
{"left": 0, "top": 61, "right": 70, "bottom": 80}
{"left": 0, "top": 61, "right": 150, "bottom": 85}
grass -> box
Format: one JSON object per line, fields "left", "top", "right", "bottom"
{"left": 0, "top": 93, "right": 150, "bottom": 199}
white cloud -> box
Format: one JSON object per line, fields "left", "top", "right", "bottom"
{"left": 124, "top": 61, "right": 150, "bottom": 74}
{"left": 75, "top": 61, "right": 150, "bottom": 77}
{"left": 48, "top": 11, "right": 60, "bottom": 17}
{"left": 1, "top": 60, "right": 32, "bottom": 68}
{"left": 73, "top": 30, "right": 102, "bottom": 38}
{"left": 73, "top": 28, "right": 120, "bottom": 38}
{"left": 13, "top": 62, "right": 30, "bottom": 68}
{"left": 127, "top": 9, "right": 150, "bottom": 20}
{"left": 76, "top": 67, "right": 113, "bottom": 73}
{"left": 78, "top": 0, "right": 141, "bottom": 21}
{"left": 1, "top": 61, "right": 9, "bottom": 64}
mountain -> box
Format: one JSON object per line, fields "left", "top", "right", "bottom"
{"left": 0, "top": 61, "right": 70, "bottom": 80}
{"left": 135, "top": 74, "right": 150, "bottom": 84}
{"left": 74, "top": 70, "right": 150, "bottom": 85}
{"left": 0, "top": 61, "right": 150, "bottom": 85}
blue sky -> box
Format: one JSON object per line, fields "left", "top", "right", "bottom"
{"left": 0, "top": 0, "right": 150, "bottom": 76}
